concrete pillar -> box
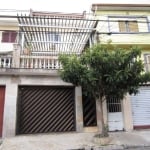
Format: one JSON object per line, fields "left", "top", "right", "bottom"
{"left": 3, "top": 78, "right": 18, "bottom": 137}
{"left": 12, "top": 44, "right": 21, "bottom": 68}
{"left": 75, "top": 86, "right": 83, "bottom": 132}
{"left": 122, "top": 94, "right": 133, "bottom": 131}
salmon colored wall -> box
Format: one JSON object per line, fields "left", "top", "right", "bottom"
{"left": 0, "top": 86, "right": 5, "bottom": 137}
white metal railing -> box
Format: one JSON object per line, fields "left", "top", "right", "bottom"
{"left": 20, "top": 56, "right": 62, "bottom": 69}
{"left": 0, "top": 55, "right": 12, "bottom": 68}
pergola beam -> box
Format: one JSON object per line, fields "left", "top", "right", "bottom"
{"left": 19, "top": 24, "right": 96, "bottom": 30}
{"left": 17, "top": 15, "right": 98, "bottom": 56}
{"left": 30, "top": 41, "right": 86, "bottom": 44}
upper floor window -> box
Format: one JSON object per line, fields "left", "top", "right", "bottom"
{"left": 41, "top": 32, "right": 61, "bottom": 42}
{"left": 1, "top": 31, "right": 17, "bottom": 43}
{"left": 108, "top": 16, "right": 149, "bottom": 33}
{"left": 118, "top": 20, "right": 139, "bottom": 32}
{"left": 144, "top": 54, "right": 150, "bottom": 72}
{"left": 48, "top": 33, "right": 60, "bottom": 42}
{"left": 48, "top": 32, "right": 60, "bottom": 42}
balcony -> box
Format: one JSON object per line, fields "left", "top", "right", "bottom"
{"left": 0, "top": 43, "right": 150, "bottom": 69}
{"left": 0, "top": 43, "right": 150, "bottom": 78}
{"left": 0, "top": 45, "right": 62, "bottom": 76}
{"left": 0, "top": 15, "right": 97, "bottom": 76}
{"left": 0, "top": 43, "right": 62, "bottom": 68}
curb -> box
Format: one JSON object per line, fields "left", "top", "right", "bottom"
{"left": 69, "top": 145, "right": 124, "bottom": 150}
{"left": 72, "top": 144, "right": 150, "bottom": 150}
{"left": 123, "top": 144, "right": 150, "bottom": 149}
{"left": 84, "top": 145, "right": 124, "bottom": 150}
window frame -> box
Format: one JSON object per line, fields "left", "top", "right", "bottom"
{"left": 118, "top": 20, "right": 139, "bottom": 32}
{"left": 108, "top": 16, "right": 148, "bottom": 33}
{"left": 144, "top": 53, "right": 150, "bottom": 72}
{"left": 1, "top": 31, "right": 17, "bottom": 43}
{"left": 42, "top": 32, "right": 61, "bottom": 42}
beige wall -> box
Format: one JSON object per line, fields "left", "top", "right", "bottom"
{"left": 99, "top": 34, "right": 150, "bottom": 45}
{"left": 0, "top": 26, "right": 19, "bottom": 31}
{"left": 95, "top": 9, "right": 150, "bottom": 47}
{"left": 95, "top": 10, "right": 150, "bottom": 16}
{"left": 1, "top": 75, "right": 83, "bottom": 137}
{"left": 122, "top": 95, "right": 134, "bottom": 131}
{"left": 95, "top": 96, "right": 134, "bottom": 132}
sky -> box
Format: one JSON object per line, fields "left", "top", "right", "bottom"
{"left": 0, "top": 0, "right": 150, "bottom": 13}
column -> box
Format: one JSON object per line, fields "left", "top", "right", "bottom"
{"left": 75, "top": 86, "right": 83, "bottom": 132}
{"left": 3, "top": 82, "right": 18, "bottom": 137}
{"left": 122, "top": 94, "right": 133, "bottom": 131}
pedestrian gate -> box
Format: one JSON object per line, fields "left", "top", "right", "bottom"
{"left": 107, "top": 97, "right": 124, "bottom": 131}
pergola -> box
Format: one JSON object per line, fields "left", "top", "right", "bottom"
{"left": 17, "top": 15, "right": 98, "bottom": 56}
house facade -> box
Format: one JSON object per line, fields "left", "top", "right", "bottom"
{"left": 91, "top": 3, "right": 150, "bottom": 131}
{"left": 0, "top": 10, "right": 100, "bottom": 137}
{"left": 1, "top": 4, "right": 150, "bottom": 138}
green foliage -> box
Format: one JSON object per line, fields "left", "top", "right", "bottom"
{"left": 59, "top": 44, "right": 150, "bottom": 101}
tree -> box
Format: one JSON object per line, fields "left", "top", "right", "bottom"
{"left": 59, "top": 44, "right": 150, "bottom": 136}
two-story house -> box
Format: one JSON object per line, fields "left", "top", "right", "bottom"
{"left": 91, "top": 3, "right": 150, "bottom": 132}
{"left": 0, "top": 10, "right": 98, "bottom": 137}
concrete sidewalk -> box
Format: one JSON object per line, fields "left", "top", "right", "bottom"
{"left": 0, "top": 130, "right": 150, "bottom": 150}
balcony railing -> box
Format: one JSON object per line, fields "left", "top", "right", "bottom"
{"left": 20, "top": 55, "right": 62, "bottom": 69}
{"left": 0, "top": 43, "right": 63, "bottom": 70}
{"left": 0, "top": 55, "right": 12, "bottom": 68}
{"left": 0, "top": 54, "right": 62, "bottom": 70}
{"left": 1, "top": 52, "right": 150, "bottom": 76}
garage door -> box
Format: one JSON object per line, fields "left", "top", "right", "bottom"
{"left": 131, "top": 86, "right": 150, "bottom": 129}
{"left": 0, "top": 86, "right": 5, "bottom": 137}
{"left": 17, "top": 86, "right": 75, "bottom": 134}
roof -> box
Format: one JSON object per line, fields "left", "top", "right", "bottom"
{"left": 17, "top": 15, "right": 98, "bottom": 56}
{"left": 91, "top": 3, "right": 150, "bottom": 11}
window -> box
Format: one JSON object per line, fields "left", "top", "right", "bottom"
{"left": 50, "top": 33, "right": 60, "bottom": 42}
{"left": 42, "top": 32, "right": 60, "bottom": 42}
{"left": 107, "top": 97, "right": 121, "bottom": 113}
{"left": 144, "top": 54, "right": 150, "bottom": 72}
{"left": 1, "top": 31, "right": 17, "bottom": 43}
{"left": 118, "top": 20, "right": 139, "bottom": 32}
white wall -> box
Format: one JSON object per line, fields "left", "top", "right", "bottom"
{"left": 1, "top": 75, "right": 83, "bottom": 137}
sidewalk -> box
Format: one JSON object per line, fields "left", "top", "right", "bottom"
{"left": 0, "top": 130, "right": 150, "bottom": 150}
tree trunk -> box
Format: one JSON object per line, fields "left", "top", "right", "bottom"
{"left": 99, "top": 96, "right": 108, "bottom": 137}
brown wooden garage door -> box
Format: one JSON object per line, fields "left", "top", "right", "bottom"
{"left": 17, "top": 86, "right": 75, "bottom": 134}
{"left": 0, "top": 86, "right": 5, "bottom": 137}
